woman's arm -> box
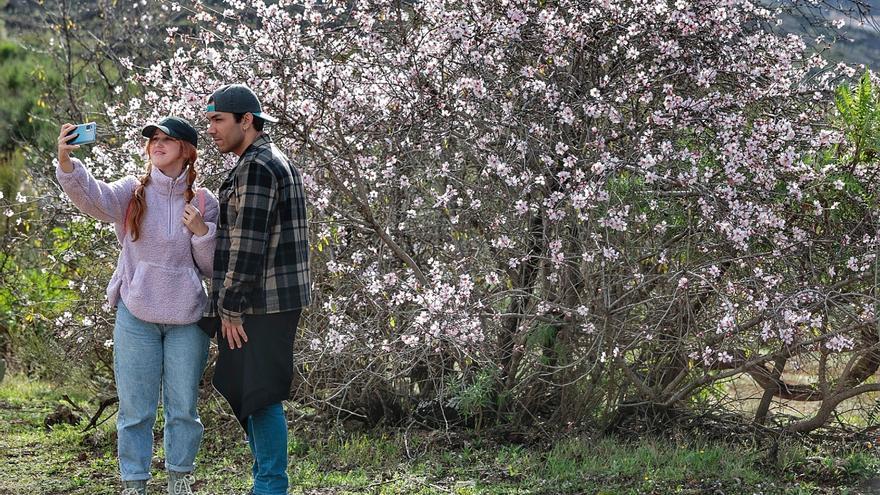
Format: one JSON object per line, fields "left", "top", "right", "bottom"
{"left": 56, "top": 124, "right": 135, "bottom": 223}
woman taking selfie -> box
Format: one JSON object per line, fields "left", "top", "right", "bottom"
{"left": 56, "top": 117, "right": 218, "bottom": 495}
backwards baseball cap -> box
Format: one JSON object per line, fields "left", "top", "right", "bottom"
{"left": 141, "top": 116, "right": 199, "bottom": 146}
{"left": 205, "top": 83, "right": 279, "bottom": 123}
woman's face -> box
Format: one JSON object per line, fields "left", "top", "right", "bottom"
{"left": 148, "top": 131, "right": 185, "bottom": 176}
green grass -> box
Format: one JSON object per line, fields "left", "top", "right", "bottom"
{"left": 0, "top": 373, "right": 877, "bottom": 494}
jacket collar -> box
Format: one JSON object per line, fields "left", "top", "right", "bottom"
{"left": 237, "top": 133, "right": 272, "bottom": 164}
{"left": 223, "top": 134, "right": 273, "bottom": 186}
{"left": 150, "top": 165, "right": 189, "bottom": 196}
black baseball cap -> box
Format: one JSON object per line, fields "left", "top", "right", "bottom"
{"left": 141, "top": 116, "right": 199, "bottom": 146}
{"left": 206, "top": 83, "right": 279, "bottom": 123}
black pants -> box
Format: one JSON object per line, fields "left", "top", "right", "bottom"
{"left": 211, "top": 310, "right": 301, "bottom": 429}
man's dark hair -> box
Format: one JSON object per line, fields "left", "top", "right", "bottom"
{"left": 233, "top": 113, "right": 265, "bottom": 132}
{"left": 206, "top": 97, "right": 265, "bottom": 131}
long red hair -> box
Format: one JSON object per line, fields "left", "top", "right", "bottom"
{"left": 127, "top": 139, "right": 199, "bottom": 241}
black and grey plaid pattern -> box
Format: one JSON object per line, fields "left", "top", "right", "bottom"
{"left": 207, "top": 134, "right": 311, "bottom": 323}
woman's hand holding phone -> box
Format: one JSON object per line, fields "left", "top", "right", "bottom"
{"left": 57, "top": 123, "right": 80, "bottom": 173}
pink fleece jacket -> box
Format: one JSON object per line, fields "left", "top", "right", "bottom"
{"left": 56, "top": 158, "right": 219, "bottom": 325}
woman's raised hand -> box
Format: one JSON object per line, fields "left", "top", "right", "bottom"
{"left": 57, "top": 124, "right": 80, "bottom": 173}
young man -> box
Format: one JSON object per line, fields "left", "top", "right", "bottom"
{"left": 203, "top": 83, "right": 311, "bottom": 495}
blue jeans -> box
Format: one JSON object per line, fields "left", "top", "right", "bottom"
{"left": 114, "top": 300, "right": 209, "bottom": 481}
{"left": 247, "top": 403, "right": 288, "bottom": 495}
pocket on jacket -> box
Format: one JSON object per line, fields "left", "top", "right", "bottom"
{"left": 125, "top": 261, "right": 206, "bottom": 324}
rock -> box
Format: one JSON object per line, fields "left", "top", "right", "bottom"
{"left": 44, "top": 404, "right": 80, "bottom": 429}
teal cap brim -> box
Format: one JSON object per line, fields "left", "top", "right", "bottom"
{"left": 252, "top": 112, "right": 279, "bottom": 123}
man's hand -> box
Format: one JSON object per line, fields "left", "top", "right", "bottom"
{"left": 221, "top": 318, "right": 248, "bottom": 349}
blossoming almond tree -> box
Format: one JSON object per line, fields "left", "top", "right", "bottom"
{"left": 36, "top": 0, "right": 880, "bottom": 432}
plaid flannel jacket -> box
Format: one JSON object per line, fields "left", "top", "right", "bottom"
{"left": 207, "top": 133, "right": 312, "bottom": 324}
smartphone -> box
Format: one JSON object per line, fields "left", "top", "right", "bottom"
{"left": 65, "top": 122, "right": 97, "bottom": 145}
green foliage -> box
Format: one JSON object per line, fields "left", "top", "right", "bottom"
{"left": 0, "top": 148, "right": 21, "bottom": 202}
{"left": 542, "top": 436, "right": 768, "bottom": 493}
{"left": 687, "top": 378, "right": 730, "bottom": 407}
{"left": 0, "top": 24, "right": 59, "bottom": 293}
{"left": 321, "top": 431, "right": 401, "bottom": 470}
{"left": 526, "top": 323, "right": 559, "bottom": 365}
{"left": 0, "top": 215, "right": 114, "bottom": 381}
{"left": 0, "top": 38, "right": 60, "bottom": 197}
{"left": 446, "top": 367, "right": 497, "bottom": 432}
{"left": 0, "top": 30, "right": 73, "bottom": 378}
{"left": 835, "top": 70, "right": 880, "bottom": 166}
{"left": 842, "top": 449, "right": 880, "bottom": 479}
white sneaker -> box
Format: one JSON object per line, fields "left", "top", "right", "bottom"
{"left": 168, "top": 471, "right": 195, "bottom": 495}
{"left": 121, "top": 480, "right": 147, "bottom": 495}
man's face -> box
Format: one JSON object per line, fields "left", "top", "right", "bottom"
{"left": 206, "top": 111, "right": 245, "bottom": 154}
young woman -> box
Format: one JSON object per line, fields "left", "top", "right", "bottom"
{"left": 56, "top": 117, "right": 219, "bottom": 495}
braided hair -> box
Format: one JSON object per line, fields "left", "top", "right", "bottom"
{"left": 126, "top": 138, "right": 199, "bottom": 241}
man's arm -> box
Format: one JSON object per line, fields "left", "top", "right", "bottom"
{"left": 218, "top": 157, "right": 278, "bottom": 328}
